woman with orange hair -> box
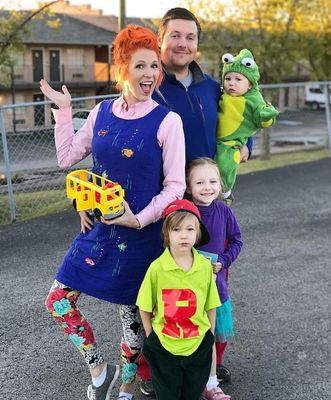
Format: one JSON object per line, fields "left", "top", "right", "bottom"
{"left": 40, "top": 25, "right": 185, "bottom": 400}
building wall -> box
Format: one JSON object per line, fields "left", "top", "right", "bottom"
{"left": 4, "top": 45, "right": 101, "bottom": 84}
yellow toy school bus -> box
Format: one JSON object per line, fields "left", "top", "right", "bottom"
{"left": 66, "top": 170, "right": 125, "bottom": 220}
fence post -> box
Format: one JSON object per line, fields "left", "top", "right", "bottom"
{"left": 0, "top": 107, "right": 16, "bottom": 222}
{"left": 260, "top": 126, "right": 271, "bottom": 160}
{"left": 323, "top": 83, "right": 331, "bottom": 150}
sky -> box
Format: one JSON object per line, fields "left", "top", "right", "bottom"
{"left": 9, "top": 0, "right": 186, "bottom": 18}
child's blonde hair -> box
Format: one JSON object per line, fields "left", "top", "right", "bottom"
{"left": 185, "top": 157, "right": 225, "bottom": 199}
{"left": 161, "top": 211, "right": 202, "bottom": 248}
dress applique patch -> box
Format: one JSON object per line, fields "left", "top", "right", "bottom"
{"left": 118, "top": 243, "right": 127, "bottom": 252}
{"left": 98, "top": 129, "right": 109, "bottom": 136}
{"left": 85, "top": 257, "right": 95, "bottom": 266}
{"left": 121, "top": 148, "right": 134, "bottom": 157}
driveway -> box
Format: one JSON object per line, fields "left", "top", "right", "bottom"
{"left": 0, "top": 158, "right": 330, "bottom": 400}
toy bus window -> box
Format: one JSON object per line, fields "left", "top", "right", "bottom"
{"left": 95, "top": 191, "right": 101, "bottom": 203}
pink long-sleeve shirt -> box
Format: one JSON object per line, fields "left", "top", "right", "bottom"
{"left": 52, "top": 97, "right": 186, "bottom": 228}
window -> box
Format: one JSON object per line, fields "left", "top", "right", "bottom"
{"left": 67, "top": 49, "right": 85, "bottom": 66}
{"left": 309, "top": 88, "right": 322, "bottom": 94}
{"left": 14, "top": 94, "right": 25, "bottom": 104}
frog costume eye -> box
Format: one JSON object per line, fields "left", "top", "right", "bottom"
{"left": 241, "top": 57, "right": 256, "bottom": 68}
{"left": 222, "top": 49, "right": 260, "bottom": 89}
{"left": 222, "top": 53, "right": 234, "bottom": 63}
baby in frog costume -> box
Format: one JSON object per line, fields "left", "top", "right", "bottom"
{"left": 215, "top": 49, "right": 279, "bottom": 202}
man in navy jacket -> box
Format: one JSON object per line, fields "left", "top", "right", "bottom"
{"left": 152, "top": 7, "right": 252, "bottom": 163}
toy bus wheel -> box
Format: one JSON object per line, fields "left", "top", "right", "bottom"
{"left": 93, "top": 208, "right": 102, "bottom": 220}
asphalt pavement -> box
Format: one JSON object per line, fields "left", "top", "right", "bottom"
{"left": 0, "top": 158, "right": 330, "bottom": 400}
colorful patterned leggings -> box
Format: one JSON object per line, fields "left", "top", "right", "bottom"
{"left": 45, "top": 280, "right": 148, "bottom": 383}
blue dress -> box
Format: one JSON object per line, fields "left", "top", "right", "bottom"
{"left": 56, "top": 100, "right": 170, "bottom": 304}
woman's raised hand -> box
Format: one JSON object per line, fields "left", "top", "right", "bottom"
{"left": 39, "top": 79, "right": 71, "bottom": 109}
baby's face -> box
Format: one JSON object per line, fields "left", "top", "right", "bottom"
{"left": 223, "top": 72, "right": 252, "bottom": 96}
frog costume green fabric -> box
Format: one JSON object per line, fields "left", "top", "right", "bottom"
{"left": 215, "top": 48, "right": 279, "bottom": 192}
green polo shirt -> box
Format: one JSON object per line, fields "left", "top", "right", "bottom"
{"left": 137, "top": 247, "right": 221, "bottom": 356}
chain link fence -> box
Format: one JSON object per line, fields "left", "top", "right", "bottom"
{"left": 0, "top": 94, "right": 117, "bottom": 225}
{"left": 1, "top": 82, "right": 331, "bottom": 225}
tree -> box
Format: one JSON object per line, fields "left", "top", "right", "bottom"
{"left": 0, "top": 1, "right": 61, "bottom": 85}
{"left": 183, "top": 0, "right": 331, "bottom": 81}
{"left": 293, "top": 0, "right": 331, "bottom": 80}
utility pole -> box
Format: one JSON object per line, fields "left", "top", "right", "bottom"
{"left": 119, "top": 0, "right": 126, "bottom": 30}
{"left": 10, "top": 65, "right": 17, "bottom": 134}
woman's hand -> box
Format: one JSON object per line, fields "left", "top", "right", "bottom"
{"left": 100, "top": 200, "right": 140, "bottom": 229}
{"left": 212, "top": 262, "right": 223, "bottom": 274}
{"left": 79, "top": 211, "right": 94, "bottom": 234}
{"left": 39, "top": 79, "right": 71, "bottom": 109}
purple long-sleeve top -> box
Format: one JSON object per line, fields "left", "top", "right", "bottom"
{"left": 197, "top": 200, "right": 243, "bottom": 303}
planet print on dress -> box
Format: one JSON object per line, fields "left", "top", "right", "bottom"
{"left": 98, "top": 129, "right": 109, "bottom": 136}
{"left": 85, "top": 258, "right": 95, "bottom": 266}
{"left": 121, "top": 148, "right": 134, "bottom": 157}
{"left": 118, "top": 243, "right": 127, "bottom": 252}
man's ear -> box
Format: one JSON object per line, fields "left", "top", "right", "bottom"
{"left": 157, "top": 34, "right": 162, "bottom": 48}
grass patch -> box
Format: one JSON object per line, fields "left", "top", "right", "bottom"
{"left": 0, "top": 188, "right": 69, "bottom": 225}
{"left": 238, "top": 148, "right": 331, "bottom": 175}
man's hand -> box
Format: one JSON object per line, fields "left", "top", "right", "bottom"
{"left": 240, "top": 145, "right": 249, "bottom": 163}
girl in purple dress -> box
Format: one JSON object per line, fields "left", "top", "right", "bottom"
{"left": 186, "top": 157, "right": 243, "bottom": 400}
{"left": 40, "top": 25, "right": 185, "bottom": 400}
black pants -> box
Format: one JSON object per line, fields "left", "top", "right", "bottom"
{"left": 142, "top": 330, "right": 214, "bottom": 400}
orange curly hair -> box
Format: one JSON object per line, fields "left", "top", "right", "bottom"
{"left": 111, "top": 24, "right": 163, "bottom": 90}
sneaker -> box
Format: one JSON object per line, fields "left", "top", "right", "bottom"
{"left": 203, "top": 386, "right": 231, "bottom": 400}
{"left": 216, "top": 364, "right": 231, "bottom": 383}
{"left": 139, "top": 379, "right": 156, "bottom": 397}
{"left": 87, "top": 363, "right": 120, "bottom": 400}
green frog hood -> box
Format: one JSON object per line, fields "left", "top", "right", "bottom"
{"left": 222, "top": 49, "right": 260, "bottom": 89}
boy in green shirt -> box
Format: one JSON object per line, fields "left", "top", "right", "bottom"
{"left": 137, "top": 199, "right": 220, "bottom": 400}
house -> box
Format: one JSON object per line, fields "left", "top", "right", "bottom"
{"left": 0, "top": 5, "right": 117, "bottom": 131}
